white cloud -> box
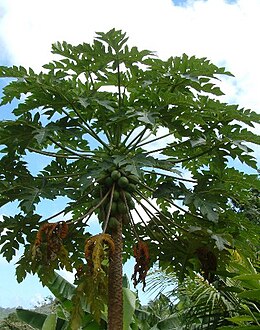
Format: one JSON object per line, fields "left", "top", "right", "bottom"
{"left": 29, "top": 293, "right": 52, "bottom": 308}
{"left": 0, "top": 0, "right": 258, "bottom": 117}
{"left": 0, "top": 0, "right": 259, "bottom": 110}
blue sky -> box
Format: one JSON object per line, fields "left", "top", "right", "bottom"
{"left": 0, "top": 0, "right": 260, "bottom": 308}
{"left": 172, "top": 0, "right": 238, "bottom": 6}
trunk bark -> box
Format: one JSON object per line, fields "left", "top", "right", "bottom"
{"left": 108, "top": 216, "right": 123, "bottom": 330}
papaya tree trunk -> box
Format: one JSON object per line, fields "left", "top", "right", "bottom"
{"left": 108, "top": 215, "right": 123, "bottom": 330}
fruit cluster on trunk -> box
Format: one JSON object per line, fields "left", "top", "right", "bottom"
{"left": 93, "top": 167, "right": 139, "bottom": 233}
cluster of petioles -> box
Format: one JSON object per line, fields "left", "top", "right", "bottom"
{"left": 93, "top": 166, "right": 139, "bottom": 231}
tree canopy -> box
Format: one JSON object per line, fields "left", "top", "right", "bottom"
{"left": 0, "top": 29, "right": 259, "bottom": 329}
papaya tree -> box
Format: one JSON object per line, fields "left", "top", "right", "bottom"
{"left": 0, "top": 29, "right": 259, "bottom": 329}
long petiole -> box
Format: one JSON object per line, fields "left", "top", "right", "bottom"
{"left": 163, "top": 196, "right": 203, "bottom": 221}
{"left": 129, "top": 129, "right": 150, "bottom": 152}
{"left": 105, "top": 129, "right": 113, "bottom": 144}
{"left": 43, "top": 209, "right": 69, "bottom": 223}
{"left": 143, "top": 139, "right": 191, "bottom": 156}
{"left": 136, "top": 190, "right": 188, "bottom": 232}
{"left": 143, "top": 146, "right": 170, "bottom": 156}
{"left": 137, "top": 197, "right": 176, "bottom": 236}
{"left": 88, "top": 71, "right": 95, "bottom": 90}
{"left": 170, "top": 145, "right": 217, "bottom": 164}
{"left": 67, "top": 189, "right": 111, "bottom": 225}
{"left": 28, "top": 147, "right": 79, "bottom": 159}
{"left": 61, "top": 107, "right": 110, "bottom": 150}
{"left": 116, "top": 58, "right": 122, "bottom": 111}
{"left": 137, "top": 132, "right": 173, "bottom": 148}
{"left": 138, "top": 181, "right": 203, "bottom": 221}
{"left": 121, "top": 127, "right": 137, "bottom": 146}
{"left": 121, "top": 191, "right": 139, "bottom": 241}
{"left": 134, "top": 197, "right": 177, "bottom": 242}
{"left": 102, "top": 184, "right": 115, "bottom": 233}
{"left": 143, "top": 170, "right": 197, "bottom": 183}
{"left": 133, "top": 202, "right": 166, "bottom": 242}
{"left": 125, "top": 126, "right": 148, "bottom": 150}
{"left": 134, "top": 130, "right": 154, "bottom": 147}
{"left": 37, "top": 172, "right": 88, "bottom": 180}
{"left": 48, "top": 136, "right": 93, "bottom": 159}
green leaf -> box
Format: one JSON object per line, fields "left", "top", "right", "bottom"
{"left": 201, "top": 82, "right": 224, "bottom": 96}
{"left": 152, "top": 314, "right": 182, "bottom": 330}
{"left": 234, "top": 274, "right": 260, "bottom": 281}
{"left": 123, "top": 288, "right": 136, "bottom": 330}
{"left": 34, "top": 127, "right": 51, "bottom": 144}
{"left": 123, "top": 275, "right": 130, "bottom": 289}
{"left": 226, "top": 315, "right": 257, "bottom": 325}
{"left": 78, "top": 97, "right": 90, "bottom": 108}
{"left": 95, "top": 99, "right": 115, "bottom": 111}
{"left": 16, "top": 263, "right": 27, "bottom": 283}
{"left": 219, "top": 327, "right": 260, "bottom": 330}
{"left": 0, "top": 241, "right": 16, "bottom": 262}
{"left": 42, "top": 313, "right": 57, "bottom": 330}
{"left": 16, "top": 309, "right": 47, "bottom": 329}
{"left": 0, "top": 121, "right": 35, "bottom": 152}
{"left": 19, "top": 187, "right": 40, "bottom": 212}
{"left": 238, "top": 289, "right": 260, "bottom": 301}
{"left": 42, "top": 271, "right": 75, "bottom": 302}
{"left": 233, "top": 273, "right": 260, "bottom": 290}
{"left": 193, "top": 197, "right": 219, "bottom": 222}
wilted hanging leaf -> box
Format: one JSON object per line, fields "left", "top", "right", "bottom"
{"left": 31, "top": 221, "right": 69, "bottom": 270}
{"left": 81, "top": 233, "right": 115, "bottom": 322}
{"left": 132, "top": 241, "right": 150, "bottom": 290}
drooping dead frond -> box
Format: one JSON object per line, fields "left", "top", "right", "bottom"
{"left": 132, "top": 240, "right": 150, "bottom": 290}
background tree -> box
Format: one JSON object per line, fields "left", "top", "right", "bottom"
{"left": 143, "top": 185, "right": 260, "bottom": 329}
{"left": 0, "top": 29, "right": 259, "bottom": 329}
{"left": 144, "top": 253, "right": 260, "bottom": 329}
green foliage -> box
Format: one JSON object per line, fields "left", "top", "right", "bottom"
{"left": 123, "top": 287, "right": 136, "bottom": 330}
{"left": 231, "top": 189, "right": 260, "bottom": 226}
{"left": 217, "top": 259, "right": 260, "bottom": 329}
{"left": 0, "top": 28, "right": 259, "bottom": 328}
{"left": 133, "top": 293, "right": 181, "bottom": 330}
{"left": 16, "top": 309, "right": 52, "bottom": 329}
{"left": 14, "top": 271, "right": 138, "bottom": 330}
{"left": 144, "top": 254, "right": 260, "bottom": 330}
{"left": 15, "top": 271, "right": 106, "bottom": 330}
